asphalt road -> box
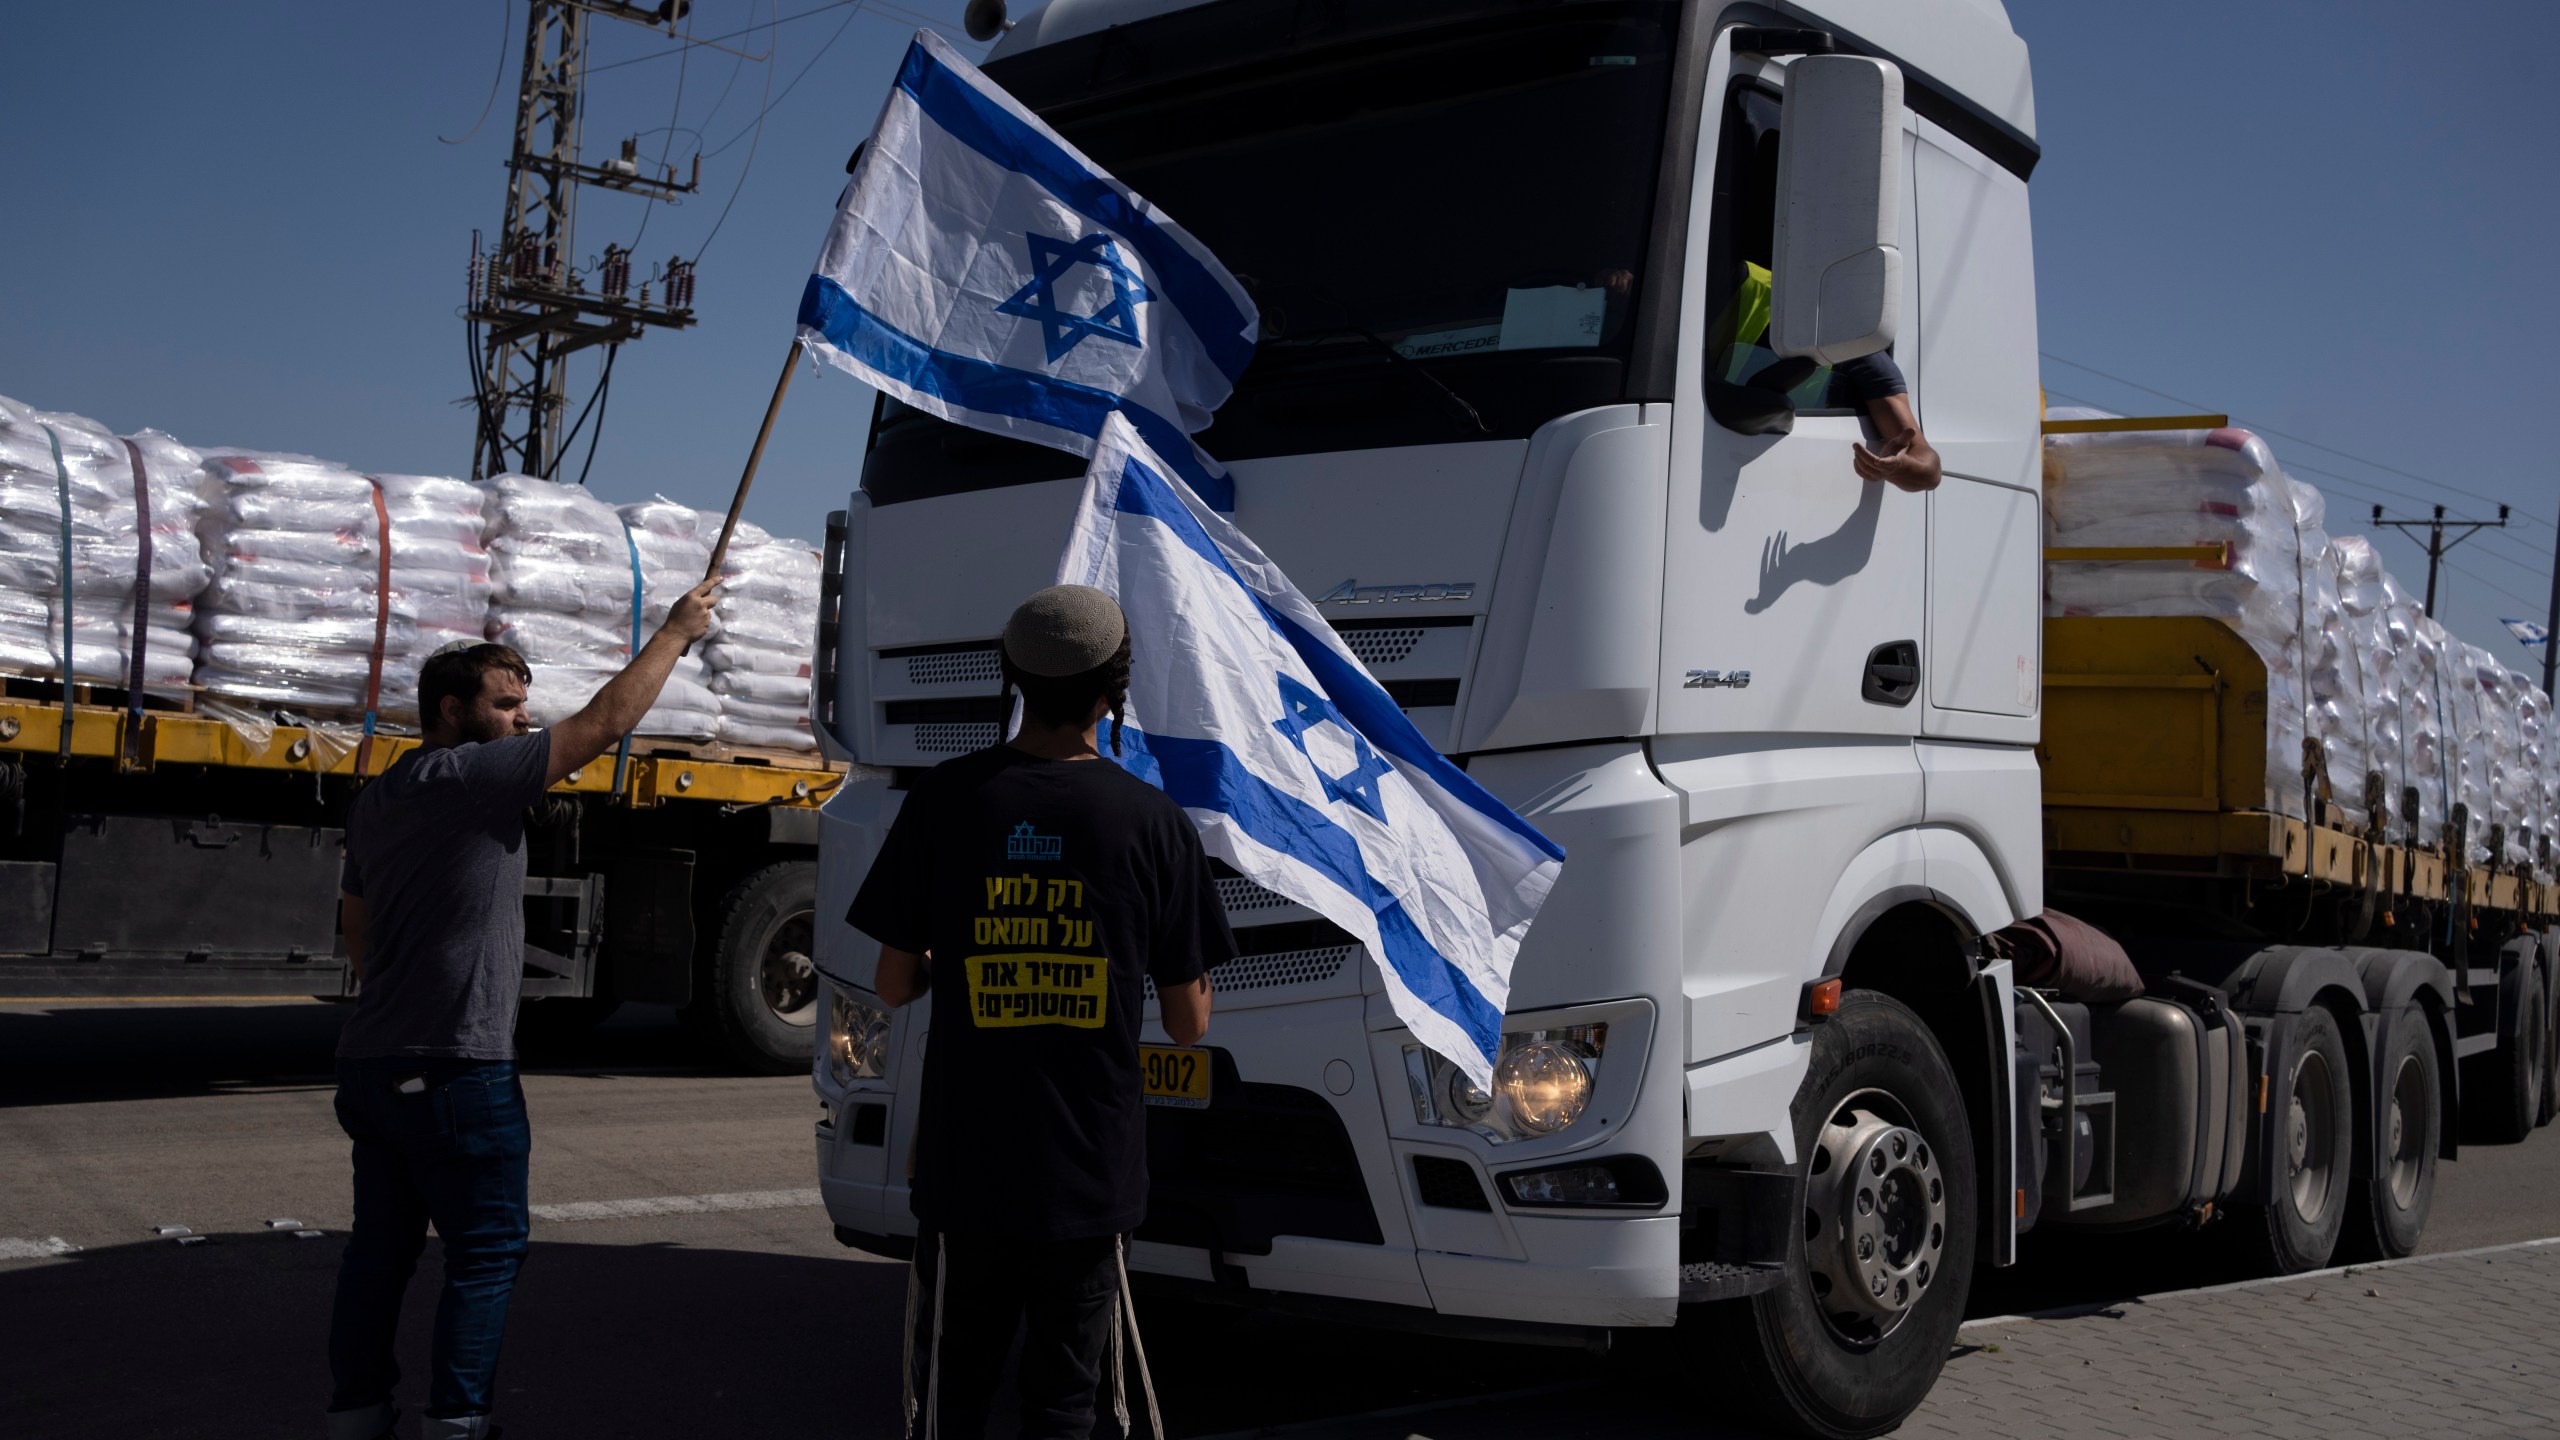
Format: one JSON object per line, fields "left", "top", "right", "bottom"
{"left": 6, "top": 999, "right": 2557, "bottom": 1440}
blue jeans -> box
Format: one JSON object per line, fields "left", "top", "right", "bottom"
{"left": 327, "top": 1057, "right": 531, "bottom": 1440}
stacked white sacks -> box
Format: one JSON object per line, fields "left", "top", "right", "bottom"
{"left": 0, "top": 398, "right": 206, "bottom": 692}
{"left": 612, "top": 496, "right": 723, "bottom": 740}
{"left": 194, "top": 454, "right": 486, "bottom": 719}
{"left": 480, "top": 473, "right": 645, "bottom": 727}
{"left": 704, "top": 518, "right": 821, "bottom": 752}
{"left": 2514, "top": 678, "right": 2551, "bottom": 878}
{"left": 2377, "top": 571, "right": 2452, "bottom": 846}
{"left": 2044, "top": 411, "right": 2332, "bottom": 817}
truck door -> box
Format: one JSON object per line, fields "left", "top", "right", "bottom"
{"left": 1660, "top": 69, "right": 1928, "bottom": 744}
{"left": 1912, "top": 119, "right": 2043, "bottom": 744}
{"left": 1653, "top": 49, "right": 1929, "bottom": 1068}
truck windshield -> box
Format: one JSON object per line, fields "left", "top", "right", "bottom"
{"left": 862, "top": 1, "right": 1679, "bottom": 505}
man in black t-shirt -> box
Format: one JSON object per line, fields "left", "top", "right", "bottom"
{"left": 850, "top": 583, "right": 1227, "bottom": 1440}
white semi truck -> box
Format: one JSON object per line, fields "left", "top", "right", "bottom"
{"left": 801, "top": 3, "right": 2559, "bottom": 1433}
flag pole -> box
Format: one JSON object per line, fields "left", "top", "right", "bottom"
{"left": 705, "top": 337, "right": 806, "bottom": 580}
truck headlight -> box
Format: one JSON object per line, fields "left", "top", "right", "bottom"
{"left": 1404, "top": 1022, "right": 1607, "bottom": 1144}
{"left": 827, "top": 984, "right": 893, "bottom": 1087}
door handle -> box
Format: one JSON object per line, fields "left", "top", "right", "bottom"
{"left": 1863, "top": 641, "right": 1919, "bottom": 706}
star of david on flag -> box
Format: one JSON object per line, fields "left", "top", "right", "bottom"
{"left": 999, "top": 232, "right": 1151, "bottom": 362}
{"left": 1059, "top": 413, "right": 1565, "bottom": 1087}
{"left": 795, "top": 29, "right": 1256, "bottom": 508}
{"left": 2503, "top": 618, "right": 2548, "bottom": 652}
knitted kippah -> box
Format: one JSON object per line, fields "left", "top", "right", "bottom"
{"left": 1001, "top": 584, "right": 1127, "bottom": 678}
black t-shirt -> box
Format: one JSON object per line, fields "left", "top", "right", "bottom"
{"left": 848, "top": 745, "right": 1233, "bottom": 1240}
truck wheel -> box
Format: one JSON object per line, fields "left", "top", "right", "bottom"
{"left": 2540, "top": 960, "right": 2557, "bottom": 1127}
{"left": 2236, "top": 1004, "right": 2353, "bottom": 1275}
{"left": 704, "top": 861, "right": 821, "bottom": 1074}
{"left": 2464, "top": 962, "right": 2543, "bottom": 1144}
{"left": 2341, "top": 1005, "right": 2441, "bottom": 1261}
{"left": 1727, "top": 991, "right": 1975, "bottom": 1440}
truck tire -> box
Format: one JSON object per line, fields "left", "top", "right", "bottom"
{"left": 2235, "top": 1003, "right": 2353, "bottom": 1275}
{"left": 2529, "top": 953, "right": 2549, "bottom": 1122}
{"left": 702, "top": 861, "right": 821, "bottom": 1074}
{"left": 2340, "top": 1005, "right": 2441, "bottom": 1261}
{"left": 2464, "top": 961, "right": 2543, "bottom": 1145}
{"left": 1725, "top": 991, "right": 1976, "bottom": 1440}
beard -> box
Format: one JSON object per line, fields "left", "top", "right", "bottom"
{"left": 458, "top": 709, "right": 516, "bottom": 745}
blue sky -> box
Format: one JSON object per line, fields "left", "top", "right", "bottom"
{"left": 7, "top": 1, "right": 2554, "bottom": 666}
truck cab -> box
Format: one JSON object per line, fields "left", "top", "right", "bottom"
{"left": 811, "top": 3, "right": 2044, "bottom": 1431}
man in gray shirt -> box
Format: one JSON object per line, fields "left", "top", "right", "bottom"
{"left": 326, "top": 578, "right": 717, "bottom": 1440}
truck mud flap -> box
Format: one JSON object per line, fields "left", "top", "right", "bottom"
{"left": 0, "top": 860, "right": 52, "bottom": 953}
{"left": 603, "top": 850, "right": 696, "bottom": 1006}
{"left": 1679, "top": 1164, "right": 1791, "bottom": 1301}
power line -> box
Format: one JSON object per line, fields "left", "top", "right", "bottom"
{"left": 693, "top": 0, "right": 793, "bottom": 262}
{"left": 626, "top": 16, "right": 695, "bottom": 254}
{"left": 585, "top": 0, "right": 852, "bottom": 75}
{"left": 2039, "top": 351, "right": 2549, "bottom": 531}
{"left": 703, "top": 0, "right": 866, "bottom": 158}
{"left": 440, "top": 0, "right": 515, "bottom": 145}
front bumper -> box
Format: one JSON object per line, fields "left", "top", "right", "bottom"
{"left": 812, "top": 744, "right": 1691, "bottom": 1331}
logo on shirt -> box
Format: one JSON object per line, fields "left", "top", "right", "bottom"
{"left": 1006, "top": 822, "right": 1064, "bottom": 861}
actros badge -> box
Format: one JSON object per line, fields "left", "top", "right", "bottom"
{"left": 1316, "top": 579, "right": 1476, "bottom": 605}
{"left": 1684, "top": 668, "right": 1752, "bottom": 689}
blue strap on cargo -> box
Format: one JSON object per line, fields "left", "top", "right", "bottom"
{"left": 42, "top": 425, "right": 73, "bottom": 759}
{"left": 613, "top": 519, "right": 644, "bottom": 796}
{"left": 119, "top": 438, "right": 154, "bottom": 768}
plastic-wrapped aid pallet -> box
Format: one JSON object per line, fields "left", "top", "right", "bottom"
{"left": 2044, "top": 410, "right": 2333, "bottom": 818}
{"left": 706, "top": 518, "right": 820, "bottom": 752}
{"left": 0, "top": 397, "right": 208, "bottom": 692}
{"left": 192, "top": 455, "right": 490, "bottom": 719}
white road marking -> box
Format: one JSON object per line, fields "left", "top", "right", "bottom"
{"left": 530, "top": 1187, "right": 823, "bottom": 1223}
{"left": 0, "top": 1237, "right": 80, "bottom": 1260}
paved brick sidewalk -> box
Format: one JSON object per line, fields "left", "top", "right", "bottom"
{"left": 1914, "top": 1240, "right": 2560, "bottom": 1440}
{"left": 1186, "top": 1238, "right": 2560, "bottom": 1439}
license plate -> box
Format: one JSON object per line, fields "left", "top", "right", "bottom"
{"left": 1140, "top": 1045, "right": 1212, "bottom": 1109}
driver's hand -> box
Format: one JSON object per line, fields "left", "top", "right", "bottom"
{"left": 1855, "top": 429, "right": 1942, "bottom": 493}
{"left": 664, "top": 578, "right": 722, "bottom": 644}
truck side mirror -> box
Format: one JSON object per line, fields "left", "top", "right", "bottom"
{"left": 1769, "top": 55, "right": 1904, "bottom": 365}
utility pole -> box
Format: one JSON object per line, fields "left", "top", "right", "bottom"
{"left": 2371, "top": 502, "right": 2508, "bottom": 618}
{"left": 2542, "top": 508, "right": 2560, "bottom": 699}
{"left": 467, "top": 0, "right": 703, "bottom": 482}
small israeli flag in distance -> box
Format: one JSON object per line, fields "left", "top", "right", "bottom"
{"left": 798, "top": 29, "right": 1258, "bottom": 507}
{"left": 1061, "top": 414, "right": 1565, "bottom": 1087}
{"left": 2503, "top": 618, "right": 2549, "bottom": 651}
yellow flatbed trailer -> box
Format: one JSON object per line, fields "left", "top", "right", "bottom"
{"left": 0, "top": 688, "right": 847, "bottom": 1072}
{"left": 2037, "top": 609, "right": 2557, "bottom": 1147}
{"left": 2042, "top": 615, "right": 2558, "bottom": 924}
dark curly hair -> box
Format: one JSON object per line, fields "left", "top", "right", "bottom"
{"left": 418, "top": 642, "right": 530, "bottom": 732}
{"left": 1001, "top": 633, "right": 1133, "bottom": 753}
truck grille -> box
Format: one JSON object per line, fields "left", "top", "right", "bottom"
{"left": 1146, "top": 943, "right": 1354, "bottom": 1000}
{"left": 1215, "top": 875, "right": 1300, "bottom": 915}
{"left": 1339, "top": 626, "right": 1425, "bottom": 666}
{"left": 1142, "top": 1078, "right": 1383, "bottom": 1254}
{"left": 898, "top": 645, "right": 1001, "bottom": 687}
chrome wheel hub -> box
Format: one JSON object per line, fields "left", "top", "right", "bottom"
{"left": 759, "top": 909, "right": 818, "bottom": 1025}
{"left": 1806, "top": 1095, "right": 1946, "bottom": 1341}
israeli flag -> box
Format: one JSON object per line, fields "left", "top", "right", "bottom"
{"left": 799, "top": 29, "right": 1258, "bottom": 507}
{"left": 1062, "top": 414, "right": 1565, "bottom": 1085}
{"left": 2503, "top": 618, "right": 2549, "bottom": 651}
